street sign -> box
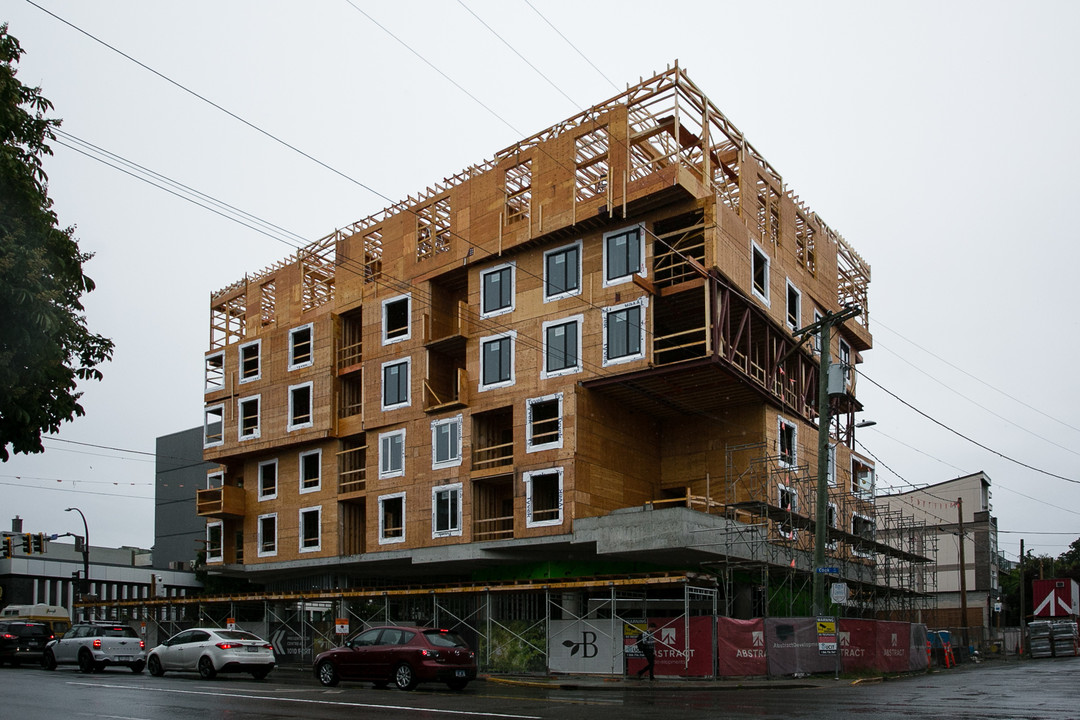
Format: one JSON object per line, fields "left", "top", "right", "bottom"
{"left": 816, "top": 566, "right": 839, "bottom": 574}
{"left": 830, "top": 582, "right": 849, "bottom": 605}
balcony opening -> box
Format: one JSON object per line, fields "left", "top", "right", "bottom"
{"left": 473, "top": 474, "right": 514, "bottom": 541}
{"left": 339, "top": 497, "right": 365, "bottom": 556}
{"left": 472, "top": 406, "right": 514, "bottom": 473}
{"left": 337, "top": 435, "right": 367, "bottom": 495}
{"left": 338, "top": 307, "right": 363, "bottom": 369}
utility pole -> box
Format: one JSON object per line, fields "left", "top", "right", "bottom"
{"left": 804, "top": 305, "right": 860, "bottom": 617}
{"left": 957, "top": 497, "right": 969, "bottom": 654}
{"left": 1019, "top": 538, "right": 1026, "bottom": 658}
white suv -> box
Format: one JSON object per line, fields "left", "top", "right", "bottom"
{"left": 43, "top": 622, "right": 146, "bottom": 673}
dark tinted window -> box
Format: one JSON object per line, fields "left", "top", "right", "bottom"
{"left": 101, "top": 626, "right": 138, "bottom": 638}
{"left": 15, "top": 623, "right": 50, "bottom": 638}
{"left": 423, "top": 630, "right": 468, "bottom": 648}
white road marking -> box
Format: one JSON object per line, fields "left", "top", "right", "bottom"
{"left": 66, "top": 682, "right": 542, "bottom": 719}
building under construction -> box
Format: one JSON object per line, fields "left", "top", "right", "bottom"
{"left": 183, "top": 64, "right": 936, "bottom": 669}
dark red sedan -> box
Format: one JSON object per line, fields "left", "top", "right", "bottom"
{"left": 313, "top": 626, "right": 476, "bottom": 691}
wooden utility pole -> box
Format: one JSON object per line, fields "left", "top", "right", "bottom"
{"left": 1019, "top": 538, "right": 1026, "bottom": 658}
{"left": 957, "top": 497, "right": 969, "bottom": 653}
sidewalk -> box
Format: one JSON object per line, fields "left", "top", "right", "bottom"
{"left": 481, "top": 672, "right": 845, "bottom": 691}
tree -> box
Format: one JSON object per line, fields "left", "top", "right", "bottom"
{"left": 0, "top": 24, "right": 113, "bottom": 461}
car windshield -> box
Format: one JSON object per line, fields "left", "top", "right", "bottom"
{"left": 423, "top": 630, "right": 467, "bottom": 648}
{"left": 15, "top": 624, "right": 49, "bottom": 638}
{"left": 216, "top": 631, "right": 262, "bottom": 641}
{"left": 100, "top": 626, "right": 138, "bottom": 638}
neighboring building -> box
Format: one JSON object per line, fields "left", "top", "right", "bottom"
{"left": 154, "top": 427, "right": 218, "bottom": 571}
{"left": 197, "top": 65, "right": 917, "bottom": 615}
{"left": 877, "top": 472, "right": 1000, "bottom": 639}
{"left": 0, "top": 516, "right": 200, "bottom": 620}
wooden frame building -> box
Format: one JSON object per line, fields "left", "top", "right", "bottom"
{"left": 197, "top": 65, "right": 922, "bottom": 614}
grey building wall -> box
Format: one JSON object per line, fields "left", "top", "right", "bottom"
{"left": 154, "top": 427, "right": 214, "bottom": 570}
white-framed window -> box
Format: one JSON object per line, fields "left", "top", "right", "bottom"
{"left": 852, "top": 513, "right": 875, "bottom": 557}
{"left": 378, "top": 429, "right": 406, "bottom": 479}
{"left": 203, "top": 404, "right": 224, "bottom": 448}
{"left": 258, "top": 459, "right": 278, "bottom": 501}
{"left": 777, "top": 416, "right": 797, "bottom": 467}
{"left": 382, "top": 294, "right": 411, "bottom": 345}
{"left": 751, "top": 240, "right": 770, "bottom": 305}
{"left": 378, "top": 492, "right": 406, "bottom": 544}
{"left": 381, "top": 357, "right": 411, "bottom": 410}
{"left": 785, "top": 280, "right": 801, "bottom": 332}
{"left": 838, "top": 337, "right": 852, "bottom": 388}
{"left": 257, "top": 512, "right": 277, "bottom": 557}
{"left": 288, "top": 323, "right": 314, "bottom": 370}
{"left": 526, "top": 393, "right": 563, "bottom": 452}
{"left": 542, "top": 315, "right": 582, "bottom": 378}
{"left": 239, "top": 339, "right": 261, "bottom": 383}
{"left": 826, "top": 502, "right": 839, "bottom": 551}
{"left": 287, "top": 381, "right": 314, "bottom": 431}
{"left": 237, "top": 395, "right": 261, "bottom": 441}
{"left": 603, "top": 298, "right": 648, "bottom": 366}
{"left": 777, "top": 483, "right": 797, "bottom": 540}
{"left": 431, "top": 483, "right": 463, "bottom": 538}
{"left": 431, "top": 415, "right": 463, "bottom": 469}
{"left": 524, "top": 468, "right": 563, "bottom": 528}
{"left": 827, "top": 442, "right": 837, "bottom": 487}
{"left": 299, "top": 448, "right": 321, "bottom": 493}
{"left": 206, "top": 522, "right": 223, "bottom": 562}
{"left": 480, "top": 262, "right": 515, "bottom": 318}
{"left": 204, "top": 352, "right": 224, "bottom": 393}
{"left": 812, "top": 309, "right": 823, "bottom": 354}
{"left": 603, "top": 224, "right": 645, "bottom": 286}
{"left": 852, "top": 456, "right": 875, "bottom": 499}
{"left": 479, "top": 331, "right": 516, "bottom": 390}
{"left": 544, "top": 240, "right": 582, "bottom": 301}
{"left": 206, "top": 470, "right": 223, "bottom": 489}
{"left": 299, "top": 505, "right": 321, "bottom": 553}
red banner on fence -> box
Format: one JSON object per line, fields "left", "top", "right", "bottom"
{"left": 875, "top": 621, "right": 910, "bottom": 673}
{"left": 624, "top": 616, "right": 714, "bottom": 677}
{"left": 838, "top": 619, "right": 877, "bottom": 673}
{"left": 716, "top": 617, "right": 767, "bottom": 676}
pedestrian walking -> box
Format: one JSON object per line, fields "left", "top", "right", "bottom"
{"left": 636, "top": 623, "right": 656, "bottom": 680}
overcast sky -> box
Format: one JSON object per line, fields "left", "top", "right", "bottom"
{"left": 3, "top": 1, "right": 1078, "bottom": 562}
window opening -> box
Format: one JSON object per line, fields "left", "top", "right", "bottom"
{"left": 289, "top": 324, "right": 313, "bottom": 369}
{"left": 206, "top": 523, "right": 223, "bottom": 562}
{"left": 777, "top": 483, "right": 797, "bottom": 540}
{"left": 852, "top": 513, "right": 875, "bottom": 557}
{"left": 575, "top": 126, "right": 609, "bottom": 202}
{"left": 299, "top": 449, "right": 321, "bottom": 493}
{"left": 258, "top": 459, "right": 277, "bottom": 500}
{"left": 432, "top": 483, "right": 462, "bottom": 537}
{"left": 416, "top": 197, "right": 451, "bottom": 261}
{"left": 544, "top": 241, "right": 581, "bottom": 300}
{"left": 239, "top": 340, "right": 260, "bottom": 383}
{"left": 786, "top": 281, "right": 801, "bottom": 331}
{"left": 379, "top": 429, "right": 406, "bottom": 479}
{"left": 603, "top": 300, "right": 646, "bottom": 365}
{"left": 525, "top": 468, "right": 563, "bottom": 527}
{"left": 526, "top": 394, "right": 563, "bottom": 452}
{"left": 382, "top": 358, "right": 411, "bottom": 410}
{"left": 604, "top": 225, "right": 644, "bottom": 285}
{"left": 379, "top": 493, "right": 406, "bottom": 544}
{"left": 260, "top": 280, "right": 276, "bottom": 326}
{"left": 299, "top": 507, "right": 321, "bottom": 552}
{"left": 481, "top": 263, "right": 515, "bottom": 317}
{"left": 543, "top": 317, "right": 581, "bottom": 377}
{"left": 431, "top": 415, "right": 462, "bottom": 468}
{"left": 383, "top": 295, "right": 411, "bottom": 344}
{"left": 257, "top": 513, "right": 277, "bottom": 557}
{"left": 238, "top": 396, "right": 260, "bottom": 440}
{"left": 777, "top": 417, "right": 796, "bottom": 467}
{"left": 480, "top": 332, "right": 515, "bottom": 389}
{"left": 852, "top": 457, "right": 875, "bottom": 500}
{"left": 288, "top": 382, "right": 313, "bottom": 431}
{"left": 203, "top": 405, "right": 224, "bottom": 448}
{"left": 752, "top": 241, "right": 770, "bottom": 304}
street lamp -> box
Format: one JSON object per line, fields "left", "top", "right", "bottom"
{"left": 64, "top": 507, "right": 90, "bottom": 601}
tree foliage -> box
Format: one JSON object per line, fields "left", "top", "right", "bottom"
{"left": 0, "top": 24, "right": 113, "bottom": 461}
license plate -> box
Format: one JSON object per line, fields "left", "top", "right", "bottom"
{"left": 246, "top": 646, "right": 260, "bottom": 652}
{"left": 455, "top": 670, "right": 466, "bottom": 677}
{"left": 115, "top": 656, "right": 133, "bottom": 662}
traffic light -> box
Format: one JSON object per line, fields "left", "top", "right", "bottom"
{"left": 22, "top": 534, "right": 32, "bottom": 554}
{"left": 31, "top": 533, "right": 46, "bottom": 554}
{"left": 2, "top": 536, "right": 12, "bottom": 559}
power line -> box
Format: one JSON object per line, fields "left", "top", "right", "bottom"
{"left": 0, "top": 480, "right": 153, "bottom": 500}
{"left": 858, "top": 370, "right": 1079, "bottom": 485}
{"left": 521, "top": 0, "right": 620, "bottom": 91}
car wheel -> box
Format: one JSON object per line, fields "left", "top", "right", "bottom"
{"left": 198, "top": 655, "right": 217, "bottom": 680}
{"left": 148, "top": 655, "right": 165, "bottom": 677}
{"left": 130, "top": 661, "right": 145, "bottom": 674}
{"left": 316, "top": 660, "right": 339, "bottom": 687}
{"left": 393, "top": 662, "right": 416, "bottom": 691}
{"left": 447, "top": 679, "right": 469, "bottom": 691}
{"left": 251, "top": 668, "right": 271, "bottom": 681}
{"left": 42, "top": 650, "right": 57, "bottom": 671}
{"left": 78, "top": 649, "right": 95, "bottom": 674}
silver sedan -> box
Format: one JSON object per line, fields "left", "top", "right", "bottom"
{"left": 147, "top": 628, "right": 275, "bottom": 680}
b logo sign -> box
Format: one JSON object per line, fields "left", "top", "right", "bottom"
{"left": 562, "top": 630, "right": 598, "bottom": 658}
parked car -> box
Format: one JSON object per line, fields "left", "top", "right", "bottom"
{"left": 0, "top": 603, "right": 71, "bottom": 638}
{"left": 0, "top": 621, "right": 53, "bottom": 667}
{"left": 313, "top": 626, "right": 477, "bottom": 691}
{"left": 43, "top": 622, "right": 144, "bottom": 673}
{"left": 147, "top": 628, "right": 275, "bottom": 680}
